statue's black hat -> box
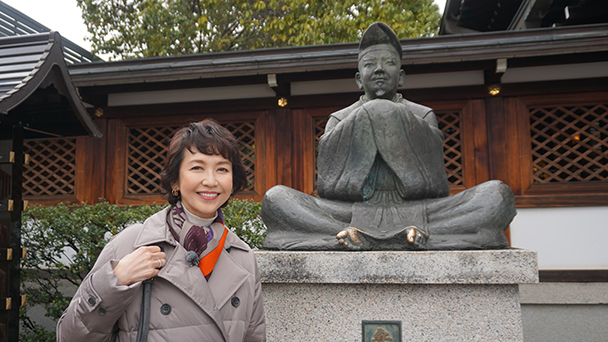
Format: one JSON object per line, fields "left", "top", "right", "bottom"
{"left": 358, "top": 22, "right": 402, "bottom": 60}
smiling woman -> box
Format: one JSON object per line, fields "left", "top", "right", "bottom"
{"left": 161, "top": 119, "right": 248, "bottom": 208}
{"left": 56, "top": 119, "right": 266, "bottom": 342}
{"left": 175, "top": 150, "right": 234, "bottom": 218}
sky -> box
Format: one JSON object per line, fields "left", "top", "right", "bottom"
{"left": 2, "top": 0, "right": 447, "bottom": 60}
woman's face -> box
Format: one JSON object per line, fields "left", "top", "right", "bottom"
{"left": 174, "top": 148, "right": 233, "bottom": 219}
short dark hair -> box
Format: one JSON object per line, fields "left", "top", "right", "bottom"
{"left": 160, "top": 119, "right": 248, "bottom": 205}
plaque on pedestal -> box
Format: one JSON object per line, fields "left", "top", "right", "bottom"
{"left": 362, "top": 321, "right": 401, "bottom": 342}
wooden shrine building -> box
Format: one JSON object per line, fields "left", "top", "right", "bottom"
{"left": 61, "top": 23, "right": 608, "bottom": 207}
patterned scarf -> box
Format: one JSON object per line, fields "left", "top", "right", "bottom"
{"left": 167, "top": 202, "right": 228, "bottom": 279}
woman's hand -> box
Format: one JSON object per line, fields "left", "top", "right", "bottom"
{"left": 113, "top": 246, "right": 166, "bottom": 286}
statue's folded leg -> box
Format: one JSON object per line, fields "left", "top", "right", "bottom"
{"left": 261, "top": 185, "right": 353, "bottom": 250}
{"left": 426, "top": 180, "right": 516, "bottom": 250}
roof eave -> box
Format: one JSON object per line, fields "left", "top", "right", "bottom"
{"left": 69, "top": 23, "right": 608, "bottom": 88}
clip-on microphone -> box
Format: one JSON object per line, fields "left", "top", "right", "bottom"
{"left": 185, "top": 251, "right": 199, "bottom": 267}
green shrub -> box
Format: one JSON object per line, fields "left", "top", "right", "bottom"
{"left": 222, "top": 198, "right": 266, "bottom": 249}
{"left": 20, "top": 198, "right": 265, "bottom": 342}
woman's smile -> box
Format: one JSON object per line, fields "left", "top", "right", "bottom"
{"left": 197, "top": 191, "right": 220, "bottom": 199}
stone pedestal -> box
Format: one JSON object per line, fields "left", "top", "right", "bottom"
{"left": 255, "top": 249, "right": 538, "bottom": 342}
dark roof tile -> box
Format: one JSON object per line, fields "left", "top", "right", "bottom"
{"left": 0, "top": 32, "right": 101, "bottom": 138}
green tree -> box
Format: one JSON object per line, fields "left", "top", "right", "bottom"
{"left": 77, "top": 0, "right": 441, "bottom": 59}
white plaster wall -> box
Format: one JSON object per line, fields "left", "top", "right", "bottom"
{"left": 510, "top": 207, "right": 608, "bottom": 270}
{"left": 291, "top": 70, "right": 484, "bottom": 96}
{"left": 501, "top": 61, "right": 608, "bottom": 84}
{"left": 108, "top": 84, "right": 275, "bottom": 106}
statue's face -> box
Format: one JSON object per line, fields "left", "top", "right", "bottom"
{"left": 356, "top": 45, "right": 405, "bottom": 100}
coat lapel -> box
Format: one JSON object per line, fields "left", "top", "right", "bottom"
{"left": 133, "top": 207, "right": 175, "bottom": 248}
{"left": 208, "top": 246, "right": 249, "bottom": 310}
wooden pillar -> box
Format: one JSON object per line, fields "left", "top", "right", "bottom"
{"left": 262, "top": 108, "right": 293, "bottom": 190}
{"left": 486, "top": 96, "right": 511, "bottom": 183}
{"left": 76, "top": 118, "right": 107, "bottom": 204}
{"left": 0, "top": 119, "right": 23, "bottom": 342}
{"left": 291, "top": 110, "right": 314, "bottom": 194}
{"left": 104, "top": 119, "right": 128, "bottom": 204}
{"left": 462, "top": 99, "right": 490, "bottom": 186}
{"left": 485, "top": 96, "right": 521, "bottom": 245}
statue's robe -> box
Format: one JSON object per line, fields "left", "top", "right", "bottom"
{"left": 261, "top": 97, "right": 516, "bottom": 250}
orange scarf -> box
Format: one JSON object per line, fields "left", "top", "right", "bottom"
{"left": 199, "top": 225, "right": 228, "bottom": 278}
{"left": 167, "top": 204, "right": 228, "bottom": 280}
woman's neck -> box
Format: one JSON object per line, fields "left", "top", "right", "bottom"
{"left": 182, "top": 204, "right": 217, "bottom": 227}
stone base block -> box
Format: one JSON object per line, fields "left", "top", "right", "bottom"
{"left": 255, "top": 249, "right": 538, "bottom": 342}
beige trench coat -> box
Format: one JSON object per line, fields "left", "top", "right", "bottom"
{"left": 57, "top": 207, "right": 266, "bottom": 342}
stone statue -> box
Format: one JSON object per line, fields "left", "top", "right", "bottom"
{"left": 261, "top": 22, "right": 516, "bottom": 251}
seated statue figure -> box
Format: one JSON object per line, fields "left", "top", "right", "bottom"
{"left": 261, "top": 22, "right": 516, "bottom": 251}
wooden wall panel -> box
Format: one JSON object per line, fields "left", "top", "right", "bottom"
{"left": 261, "top": 110, "right": 278, "bottom": 195}
{"left": 22, "top": 138, "right": 78, "bottom": 205}
{"left": 486, "top": 96, "right": 511, "bottom": 184}
{"left": 291, "top": 109, "right": 314, "bottom": 194}
{"left": 500, "top": 97, "right": 524, "bottom": 194}
{"left": 469, "top": 100, "right": 491, "bottom": 185}
{"left": 27, "top": 90, "right": 608, "bottom": 209}
{"left": 105, "top": 119, "right": 131, "bottom": 204}
{"left": 512, "top": 97, "right": 533, "bottom": 195}
{"left": 101, "top": 112, "right": 271, "bottom": 205}
{"left": 252, "top": 114, "right": 268, "bottom": 200}
{"left": 76, "top": 118, "right": 107, "bottom": 204}
{"left": 275, "top": 108, "right": 292, "bottom": 187}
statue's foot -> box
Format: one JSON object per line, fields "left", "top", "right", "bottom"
{"left": 336, "top": 227, "right": 366, "bottom": 250}
{"left": 404, "top": 225, "right": 428, "bottom": 249}
{"left": 336, "top": 225, "right": 429, "bottom": 251}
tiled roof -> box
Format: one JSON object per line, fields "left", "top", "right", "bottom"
{"left": 69, "top": 23, "right": 608, "bottom": 87}
{"left": 0, "top": 32, "right": 101, "bottom": 138}
{"left": 0, "top": 1, "right": 96, "bottom": 64}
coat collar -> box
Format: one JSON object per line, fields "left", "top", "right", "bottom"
{"left": 133, "top": 207, "right": 176, "bottom": 248}
{"left": 133, "top": 207, "right": 250, "bottom": 252}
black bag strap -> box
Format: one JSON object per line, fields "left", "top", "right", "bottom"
{"left": 135, "top": 278, "right": 154, "bottom": 342}
{"left": 108, "top": 321, "right": 119, "bottom": 342}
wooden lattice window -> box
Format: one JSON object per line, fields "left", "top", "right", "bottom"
{"left": 128, "top": 126, "right": 176, "bottom": 194}
{"left": 225, "top": 122, "right": 256, "bottom": 191}
{"left": 23, "top": 138, "right": 76, "bottom": 197}
{"left": 127, "top": 122, "right": 256, "bottom": 195}
{"left": 529, "top": 104, "right": 608, "bottom": 184}
{"left": 312, "top": 112, "right": 463, "bottom": 188}
{"left": 437, "top": 111, "right": 463, "bottom": 186}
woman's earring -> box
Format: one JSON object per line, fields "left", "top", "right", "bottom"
{"left": 172, "top": 188, "right": 180, "bottom": 197}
